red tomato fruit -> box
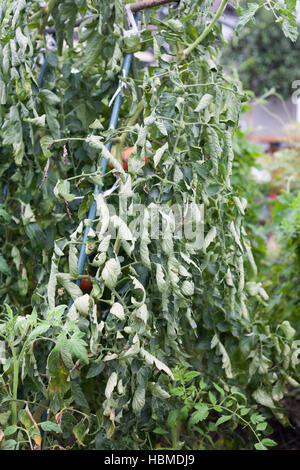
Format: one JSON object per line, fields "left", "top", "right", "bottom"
{"left": 80, "top": 278, "right": 92, "bottom": 292}
{"left": 108, "top": 147, "right": 148, "bottom": 171}
{"left": 121, "top": 146, "right": 148, "bottom": 171}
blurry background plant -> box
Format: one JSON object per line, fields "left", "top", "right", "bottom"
{"left": 268, "top": 123, "right": 300, "bottom": 192}
{"left": 241, "top": 118, "right": 300, "bottom": 335}
{"left": 231, "top": 119, "right": 268, "bottom": 267}
{"left": 266, "top": 183, "right": 300, "bottom": 334}
{"left": 222, "top": 8, "right": 300, "bottom": 100}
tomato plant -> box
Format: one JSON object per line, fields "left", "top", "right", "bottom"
{"left": 0, "top": 0, "right": 299, "bottom": 451}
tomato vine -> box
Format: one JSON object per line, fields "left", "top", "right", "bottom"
{"left": 0, "top": 0, "right": 299, "bottom": 450}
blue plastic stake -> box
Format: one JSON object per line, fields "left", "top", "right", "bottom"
{"left": 68, "top": 16, "right": 141, "bottom": 309}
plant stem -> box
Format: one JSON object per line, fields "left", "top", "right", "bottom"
{"left": 129, "top": 0, "right": 179, "bottom": 12}
{"left": 50, "top": 137, "right": 86, "bottom": 145}
{"left": 0, "top": 335, "right": 19, "bottom": 428}
{"left": 29, "top": 8, "right": 47, "bottom": 23}
{"left": 115, "top": 100, "right": 144, "bottom": 161}
{"left": 41, "top": 0, "right": 57, "bottom": 30}
{"left": 11, "top": 350, "right": 19, "bottom": 427}
{"left": 66, "top": 169, "right": 113, "bottom": 182}
{"left": 44, "top": 1, "right": 178, "bottom": 34}
{"left": 171, "top": 422, "right": 180, "bottom": 449}
{"left": 46, "top": 14, "right": 98, "bottom": 33}
{"left": 132, "top": 57, "right": 143, "bottom": 102}
{"left": 182, "top": 0, "right": 228, "bottom": 58}
{"left": 8, "top": 338, "right": 29, "bottom": 427}
{"left": 114, "top": 232, "right": 121, "bottom": 255}
{"left": 112, "top": 289, "right": 129, "bottom": 311}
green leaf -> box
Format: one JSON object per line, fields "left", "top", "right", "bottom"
{"left": 53, "top": 180, "right": 75, "bottom": 202}
{"left": 0, "top": 80, "right": 7, "bottom": 105}
{"left": 195, "top": 94, "right": 213, "bottom": 112}
{"left": 254, "top": 442, "right": 267, "bottom": 450}
{"left": 86, "top": 135, "right": 125, "bottom": 174}
{"left": 95, "top": 194, "right": 110, "bottom": 236}
{"left": 82, "top": 31, "right": 104, "bottom": 68}
{"left": 40, "top": 421, "right": 62, "bottom": 433}
{"left": 40, "top": 136, "right": 53, "bottom": 158}
{"left": 24, "top": 115, "right": 46, "bottom": 127}
{"left": 181, "top": 280, "right": 194, "bottom": 296}
{"left": 56, "top": 274, "right": 82, "bottom": 300}
{"left": 110, "top": 302, "right": 125, "bottom": 321}
{"left": 0, "top": 205, "right": 11, "bottom": 224}
{"left": 165, "top": 18, "right": 184, "bottom": 33}
{"left": 2, "top": 106, "right": 24, "bottom": 164}
{"left": 189, "top": 404, "right": 209, "bottom": 424}
{"left": 0, "top": 254, "right": 11, "bottom": 276}
{"left": 153, "top": 427, "right": 168, "bottom": 435}
{"left": 39, "top": 89, "right": 60, "bottom": 106}
{"left": 260, "top": 438, "right": 277, "bottom": 447}
{"left": 86, "top": 362, "right": 105, "bottom": 379}
{"left": 27, "top": 324, "right": 50, "bottom": 342}
{"left": 0, "top": 411, "right": 11, "bottom": 426}
{"left": 4, "top": 425, "right": 17, "bottom": 436}
{"left": 71, "top": 380, "right": 89, "bottom": 409}
{"left": 148, "top": 382, "right": 170, "bottom": 399}
{"left": 184, "top": 371, "right": 201, "bottom": 381}
{"left": 205, "top": 128, "right": 221, "bottom": 174}
{"left": 11, "top": 0, "right": 25, "bottom": 29}
{"left": 252, "top": 389, "right": 275, "bottom": 409}
{"left": 209, "top": 391, "right": 217, "bottom": 405}
{"left": 140, "top": 348, "right": 174, "bottom": 379}
{"left": 153, "top": 142, "right": 168, "bottom": 168}
{"left": 15, "top": 26, "right": 29, "bottom": 53}
{"left": 155, "top": 264, "right": 168, "bottom": 293}
{"left": 45, "top": 50, "right": 58, "bottom": 67}
{"left": 105, "top": 372, "right": 118, "bottom": 399}
{"left": 44, "top": 103, "right": 60, "bottom": 139}
{"left": 67, "top": 332, "right": 89, "bottom": 364}
{"left": 282, "top": 18, "right": 298, "bottom": 42}
{"left": 4, "top": 439, "right": 16, "bottom": 450}
{"left": 236, "top": 3, "right": 260, "bottom": 35}
{"left": 211, "top": 335, "right": 233, "bottom": 379}
{"left": 69, "top": 244, "right": 79, "bottom": 279}
{"left": 215, "top": 415, "right": 232, "bottom": 427}
{"left": 156, "top": 120, "right": 168, "bottom": 136}
{"left": 60, "top": 343, "right": 74, "bottom": 370}
{"left": 203, "top": 227, "right": 216, "bottom": 251}
{"left": 102, "top": 258, "right": 121, "bottom": 289}
{"left": 240, "top": 407, "right": 251, "bottom": 416}
{"left": 74, "top": 294, "right": 90, "bottom": 316}
{"left": 132, "top": 385, "right": 146, "bottom": 414}
{"left": 213, "top": 383, "right": 225, "bottom": 396}
{"left": 256, "top": 422, "right": 267, "bottom": 431}
{"left": 73, "top": 419, "right": 87, "bottom": 446}
{"left": 279, "top": 320, "right": 296, "bottom": 340}
{"left": 124, "top": 34, "right": 141, "bottom": 53}
{"left": 285, "top": 0, "right": 296, "bottom": 12}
